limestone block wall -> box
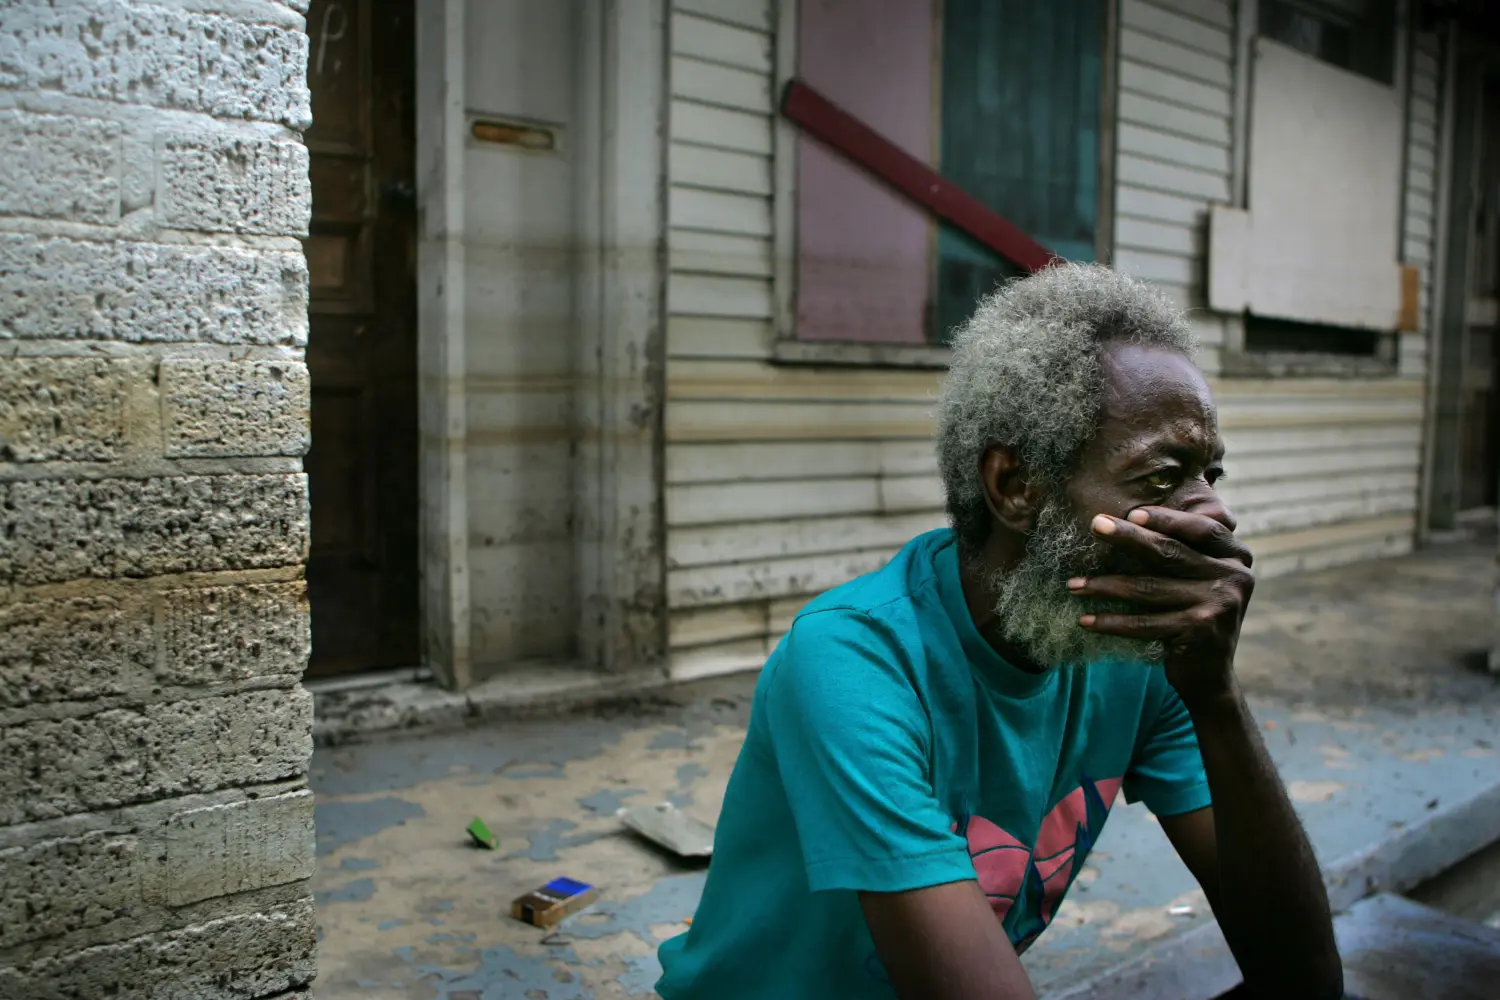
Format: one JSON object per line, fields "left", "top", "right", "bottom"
{"left": 0, "top": 1, "right": 317, "bottom": 996}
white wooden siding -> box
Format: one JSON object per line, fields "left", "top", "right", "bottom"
{"left": 661, "top": 0, "right": 1441, "bottom": 680}
{"left": 1112, "top": 0, "right": 1235, "bottom": 354}
{"left": 1400, "top": 33, "right": 1443, "bottom": 380}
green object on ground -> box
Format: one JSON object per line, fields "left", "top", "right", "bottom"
{"left": 467, "top": 817, "right": 498, "bottom": 849}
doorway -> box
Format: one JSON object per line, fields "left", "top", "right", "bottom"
{"left": 302, "top": 0, "right": 420, "bottom": 677}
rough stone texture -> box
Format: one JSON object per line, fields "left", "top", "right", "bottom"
{"left": 0, "top": 111, "right": 120, "bottom": 224}
{"left": 0, "top": 233, "right": 308, "bottom": 345}
{"left": 0, "top": 357, "right": 133, "bottom": 462}
{"left": 158, "top": 131, "right": 311, "bottom": 236}
{"left": 0, "top": 897, "right": 317, "bottom": 1000}
{"left": 0, "top": 789, "right": 314, "bottom": 950}
{"left": 0, "top": 595, "right": 155, "bottom": 708}
{"left": 162, "top": 359, "right": 311, "bottom": 457}
{"left": 160, "top": 790, "right": 315, "bottom": 906}
{"left": 0, "top": 688, "right": 313, "bottom": 825}
{"left": 0, "top": 582, "right": 308, "bottom": 709}
{"left": 0, "top": 0, "right": 312, "bottom": 129}
{"left": 158, "top": 582, "right": 310, "bottom": 688}
{"left": 0, "top": 474, "right": 309, "bottom": 586}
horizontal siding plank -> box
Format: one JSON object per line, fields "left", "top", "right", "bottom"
{"left": 1120, "top": 0, "right": 1232, "bottom": 58}
{"left": 1115, "top": 184, "right": 1213, "bottom": 226}
{"left": 1117, "top": 91, "right": 1231, "bottom": 146}
{"left": 669, "top": 142, "right": 772, "bottom": 195}
{"left": 668, "top": 511, "right": 943, "bottom": 568}
{"left": 1114, "top": 247, "right": 1196, "bottom": 285}
{"left": 669, "top": 601, "right": 768, "bottom": 648}
{"left": 1139, "top": 0, "right": 1233, "bottom": 31}
{"left": 671, "top": 11, "right": 772, "bottom": 72}
{"left": 1115, "top": 215, "right": 1202, "bottom": 256}
{"left": 1250, "top": 513, "right": 1416, "bottom": 562}
{"left": 669, "top": 637, "right": 768, "bottom": 680}
{"left": 669, "top": 229, "right": 773, "bottom": 277}
{"left": 667, "top": 439, "right": 937, "bottom": 483}
{"left": 670, "top": 99, "right": 773, "bottom": 154}
{"left": 666, "top": 316, "right": 771, "bottom": 358}
{"left": 668, "top": 358, "right": 941, "bottom": 401}
{"left": 672, "top": 0, "right": 772, "bottom": 33}
{"left": 1406, "top": 158, "right": 1436, "bottom": 196}
{"left": 1220, "top": 470, "right": 1419, "bottom": 510}
{"left": 1116, "top": 152, "right": 1230, "bottom": 201}
{"left": 669, "top": 186, "right": 772, "bottom": 236}
{"left": 1117, "top": 122, "right": 1231, "bottom": 174}
{"left": 1404, "top": 234, "right": 1434, "bottom": 265}
{"left": 1236, "top": 490, "right": 1417, "bottom": 538}
{"left": 1410, "top": 95, "right": 1438, "bottom": 132}
{"left": 670, "top": 548, "right": 894, "bottom": 607}
{"left": 1119, "top": 61, "right": 1233, "bottom": 117}
{"left": 667, "top": 399, "right": 935, "bottom": 441}
{"left": 1409, "top": 144, "right": 1436, "bottom": 176}
{"left": 667, "top": 273, "right": 773, "bottom": 318}
{"left": 668, "top": 477, "right": 880, "bottom": 525}
{"left": 1223, "top": 422, "right": 1422, "bottom": 457}
{"left": 1120, "top": 28, "right": 1233, "bottom": 88}
{"left": 1227, "top": 444, "right": 1419, "bottom": 482}
{"left": 671, "top": 54, "right": 773, "bottom": 113}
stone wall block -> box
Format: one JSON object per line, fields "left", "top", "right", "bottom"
{"left": 0, "top": 595, "right": 154, "bottom": 709}
{"left": 158, "top": 789, "right": 315, "bottom": 906}
{"left": 158, "top": 581, "right": 310, "bottom": 687}
{"left": 0, "top": 474, "right": 309, "bottom": 587}
{"left": 0, "top": 111, "right": 121, "bottom": 225}
{"left": 0, "top": 897, "right": 317, "bottom": 1000}
{"left": 0, "top": 1, "right": 312, "bottom": 129}
{"left": 0, "top": 688, "right": 314, "bottom": 825}
{"left": 0, "top": 358, "right": 136, "bottom": 462}
{"left": 157, "top": 131, "right": 311, "bottom": 236}
{"left": 0, "top": 234, "right": 309, "bottom": 345}
{"left": 162, "top": 359, "right": 311, "bottom": 458}
{"left": 0, "top": 829, "right": 142, "bottom": 950}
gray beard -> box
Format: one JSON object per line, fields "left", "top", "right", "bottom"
{"left": 985, "top": 499, "right": 1164, "bottom": 670}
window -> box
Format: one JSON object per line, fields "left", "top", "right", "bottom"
{"left": 1258, "top": 0, "right": 1396, "bottom": 85}
{"left": 789, "top": 0, "right": 1107, "bottom": 349}
{"left": 934, "top": 0, "right": 1104, "bottom": 342}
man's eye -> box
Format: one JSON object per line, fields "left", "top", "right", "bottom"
{"left": 1207, "top": 467, "right": 1227, "bottom": 486}
{"left": 1143, "top": 470, "right": 1177, "bottom": 491}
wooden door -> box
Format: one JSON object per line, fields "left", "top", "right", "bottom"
{"left": 303, "top": 0, "right": 420, "bottom": 676}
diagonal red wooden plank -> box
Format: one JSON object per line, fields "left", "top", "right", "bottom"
{"left": 780, "top": 78, "right": 1057, "bottom": 275}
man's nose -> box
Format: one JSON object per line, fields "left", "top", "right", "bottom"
{"left": 1182, "top": 487, "right": 1237, "bottom": 533}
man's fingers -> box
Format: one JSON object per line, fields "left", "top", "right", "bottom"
{"left": 1127, "top": 507, "right": 1253, "bottom": 568}
{"left": 1091, "top": 514, "right": 1219, "bottom": 577}
{"left": 1069, "top": 574, "right": 1202, "bottom": 608}
{"left": 1079, "top": 608, "right": 1196, "bottom": 639}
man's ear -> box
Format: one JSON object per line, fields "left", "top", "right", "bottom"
{"left": 979, "top": 445, "right": 1043, "bottom": 533}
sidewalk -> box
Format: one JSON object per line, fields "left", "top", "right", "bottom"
{"left": 310, "top": 540, "right": 1499, "bottom": 999}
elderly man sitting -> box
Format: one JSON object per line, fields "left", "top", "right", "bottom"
{"left": 655, "top": 264, "right": 1342, "bottom": 1000}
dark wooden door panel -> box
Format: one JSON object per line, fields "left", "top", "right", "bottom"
{"left": 304, "top": 0, "right": 419, "bottom": 676}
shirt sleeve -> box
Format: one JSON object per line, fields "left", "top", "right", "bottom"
{"left": 1122, "top": 677, "right": 1212, "bottom": 818}
{"left": 762, "top": 609, "right": 975, "bottom": 895}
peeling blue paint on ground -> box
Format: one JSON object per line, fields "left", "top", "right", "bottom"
{"left": 504, "top": 762, "right": 568, "bottom": 780}
{"left": 617, "top": 955, "right": 663, "bottom": 996}
{"left": 316, "top": 877, "right": 377, "bottom": 906}
{"left": 414, "top": 944, "right": 595, "bottom": 1000}
{"left": 378, "top": 920, "right": 406, "bottom": 931}
{"left": 563, "top": 874, "right": 707, "bottom": 942}
{"left": 578, "top": 788, "right": 646, "bottom": 814}
{"left": 315, "top": 797, "right": 427, "bottom": 855}
{"left": 675, "top": 763, "right": 708, "bottom": 789}
{"left": 340, "top": 857, "right": 381, "bottom": 871}
{"left": 648, "top": 730, "right": 693, "bottom": 751}
{"left": 505, "top": 818, "right": 613, "bottom": 862}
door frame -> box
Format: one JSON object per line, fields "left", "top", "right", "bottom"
{"left": 412, "top": 1, "right": 668, "bottom": 690}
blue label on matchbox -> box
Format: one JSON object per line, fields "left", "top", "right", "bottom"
{"left": 544, "top": 877, "right": 592, "bottom": 898}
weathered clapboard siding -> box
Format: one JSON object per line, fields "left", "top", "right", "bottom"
{"left": 661, "top": 0, "right": 1438, "bottom": 679}
{"left": 1112, "top": 0, "right": 1235, "bottom": 358}
{"left": 1400, "top": 33, "right": 1444, "bottom": 380}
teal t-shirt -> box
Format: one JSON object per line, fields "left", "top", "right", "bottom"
{"left": 656, "top": 528, "right": 1210, "bottom": 999}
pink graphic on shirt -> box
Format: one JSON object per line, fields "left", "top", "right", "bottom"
{"left": 956, "top": 776, "right": 1124, "bottom": 951}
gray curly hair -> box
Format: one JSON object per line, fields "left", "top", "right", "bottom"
{"left": 935, "top": 262, "right": 1197, "bottom": 554}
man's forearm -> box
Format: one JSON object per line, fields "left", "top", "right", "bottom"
{"left": 1189, "top": 687, "right": 1342, "bottom": 998}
